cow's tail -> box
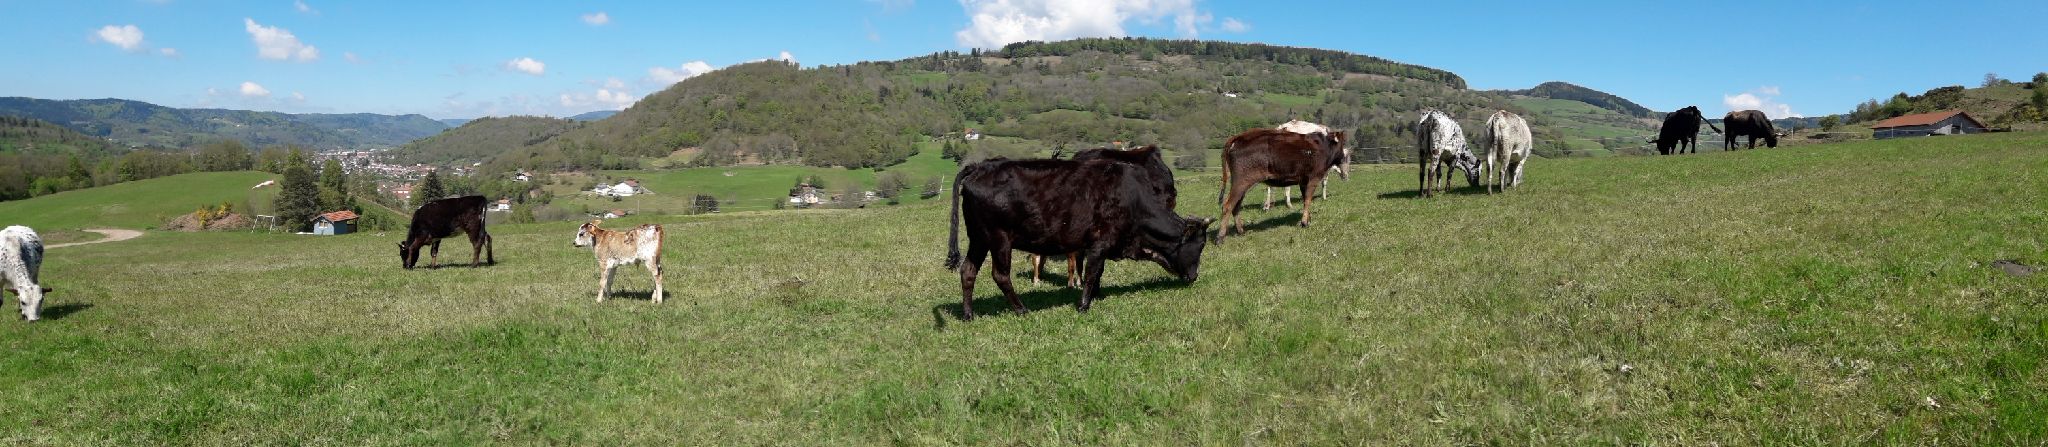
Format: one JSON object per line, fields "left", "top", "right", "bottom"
{"left": 943, "top": 167, "right": 966, "bottom": 271}
{"left": 1703, "top": 116, "right": 1724, "bottom": 134}
{"left": 1217, "top": 147, "right": 1232, "bottom": 207}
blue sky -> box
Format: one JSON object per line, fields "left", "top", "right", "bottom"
{"left": 3, "top": 0, "right": 2043, "bottom": 120}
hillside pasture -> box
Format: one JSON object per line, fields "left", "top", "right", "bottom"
{"left": 0, "top": 170, "right": 278, "bottom": 230}
{"left": 2, "top": 133, "right": 2045, "bottom": 444}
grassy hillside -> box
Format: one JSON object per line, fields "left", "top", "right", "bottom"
{"left": 0, "top": 97, "right": 447, "bottom": 150}
{"left": 546, "top": 141, "right": 961, "bottom": 214}
{"left": 0, "top": 171, "right": 277, "bottom": 230}
{"left": 1498, "top": 81, "right": 1656, "bottom": 118}
{"left": 388, "top": 116, "right": 584, "bottom": 166}
{"left": 1510, "top": 97, "right": 1658, "bottom": 155}
{"left": 3, "top": 133, "right": 2044, "bottom": 444}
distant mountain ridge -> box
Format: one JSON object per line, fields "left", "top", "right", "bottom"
{"left": 0, "top": 97, "right": 448, "bottom": 150}
{"left": 569, "top": 110, "right": 618, "bottom": 121}
{"left": 1497, "top": 82, "right": 1657, "bottom": 118}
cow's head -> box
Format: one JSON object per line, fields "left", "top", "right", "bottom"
{"left": 573, "top": 220, "right": 602, "bottom": 247}
{"left": 396, "top": 240, "right": 414, "bottom": 269}
{"left": 1327, "top": 131, "right": 1351, "bottom": 180}
{"left": 1148, "top": 217, "right": 1214, "bottom": 283}
{"left": 8, "top": 286, "right": 49, "bottom": 322}
{"left": 1456, "top": 152, "right": 1483, "bottom": 187}
{"left": 1766, "top": 132, "right": 1783, "bottom": 148}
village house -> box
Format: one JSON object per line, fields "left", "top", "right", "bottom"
{"left": 312, "top": 210, "right": 359, "bottom": 235}
{"left": 788, "top": 183, "right": 826, "bottom": 207}
{"left": 593, "top": 179, "right": 647, "bottom": 197}
{"left": 490, "top": 198, "right": 513, "bottom": 212}
{"left": 1872, "top": 110, "right": 1989, "bottom": 140}
{"left": 602, "top": 209, "right": 628, "bottom": 219}
{"left": 963, "top": 128, "right": 982, "bottom": 141}
{"left": 513, "top": 171, "right": 532, "bottom": 182}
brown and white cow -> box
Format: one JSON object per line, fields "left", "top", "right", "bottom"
{"left": 1215, "top": 128, "right": 1349, "bottom": 243}
{"left": 1264, "top": 120, "right": 1349, "bottom": 209}
{"left": 572, "top": 220, "right": 665, "bottom": 303}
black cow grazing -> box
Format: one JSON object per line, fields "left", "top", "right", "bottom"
{"left": 1030, "top": 145, "right": 1178, "bottom": 288}
{"left": 944, "top": 157, "right": 1212, "bottom": 320}
{"left": 1652, "top": 105, "right": 1723, "bottom": 155}
{"left": 1215, "top": 128, "right": 1348, "bottom": 243}
{"left": 398, "top": 195, "right": 495, "bottom": 269}
{"left": 1722, "top": 110, "right": 1781, "bottom": 150}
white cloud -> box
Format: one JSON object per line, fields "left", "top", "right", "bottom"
{"left": 581, "top": 11, "right": 610, "bottom": 25}
{"left": 1723, "top": 86, "right": 1800, "bottom": 118}
{"left": 244, "top": 18, "right": 319, "bottom": 61}
{"left": 343, "top": 51, "right": 362, "bottom": 64}
{"left": 954, "top": 0, "right": 1211, "bottom": 49}
{"left": 777, "top": 51, "right": 797, "bottom": 64}
{"left": 1220, "top": 17, "right": 1248, "bottom": 33}
{"left": 93, "top": 25, "right": 145, "bottom": 51}
{"left": 604, "top": 77, "right": 626, "bottom": 89}
{"left": 159, "top": 47, "right": 180, "bottom": 57}
{"left": 648, "top": 60, "right": 715, "bottom": 84}
{"left": 505, "top": 57, "right": 546, "bottom": 76}
{"left": 294, "top": 0, "right": 318, "bottom": 15}
{"left": 291, "top": 91, "right": 307, "bottom": 103}
{"left": 240, "top": 81, "right": 272, "bottom": 98}
{"left": 560, "top": 88, "right": 638, "bottom": 111}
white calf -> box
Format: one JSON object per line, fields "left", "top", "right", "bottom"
{"left": 1265, "top": 120, "right": 1350, "bottom": 209}
{"left": 572, "top": 220, "right": 666, "bottom": 303}
{"left": 1416, "top": 110, "right": 1478, "bottom": 197}
{"left": 2, "top": 225, "right": 49, "bottom": 322}
{"left": 1481, "top": 110, "right": 1533, "bottom": 193}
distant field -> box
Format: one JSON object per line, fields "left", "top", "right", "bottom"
{"left": 547, "top": 142, "right": 960, "bottom": 214}
{"left": 1511, "top": 97, "right": 1658, "bottom": 154}
{"left": 0, "top": 171, "right": 277, "bottom": 230}
{"left": 2, "top": 133, "right": 2045, "bottom": 444}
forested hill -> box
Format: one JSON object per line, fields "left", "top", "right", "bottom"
{"left": 389, "top": 116, "right": 585, "bottom": 166}
{"left": 0, "top": 97, "right": 448, "bottom": 150}
{"left": 400, "top": 37, "right": 1645, "bottom": 173}
{"left": 1498, "top": 82, "right": 1657, "bottom": 118}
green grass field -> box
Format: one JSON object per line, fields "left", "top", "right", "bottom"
{"left": 0, "top": 171, "right": 278, "bottom": 230}
{"left": 3, "top": 133, "right": 2045, "bottom": 444}
{"left": 550, "top": 143, "right": 960, "bottom": 213}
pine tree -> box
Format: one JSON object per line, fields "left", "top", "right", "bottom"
{"left": 273, "top": 149, "right": 321, "bottom": 232}
{"left": 320, "top": 158, "right": 346, "bottom": 191}
{"left": 417, "top": 170, "right": 446, "bottom": 202}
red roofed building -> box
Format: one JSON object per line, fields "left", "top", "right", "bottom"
{"left": 313, "top": 210, "right": 359, "bottom": 235}
{"left": 1871, "top": 110, "right": 1988, "bottom": 140}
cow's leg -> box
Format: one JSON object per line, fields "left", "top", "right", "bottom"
{"left": 1512, "top": 157, "right": 1527, "bottom": 187}
{"left": 1078, "top": 254, "right": 1107, "bottom": 312}
{"left": 469, "top": 232, "right": 485, "bottom": 267}
{"left": 483, "top": 233, "right": 494, "bottom": 265}
{"left": 428, "top": 239, "right": 442, "bottom": 267}
{"left": 957, "top": 245, "right": 988, "bottom": 320}
{"left": 1030, "top": 253, "right": 1043, "bottom": 286}
{"left": 1318, "top": 177, "right": 1328, "bottom": 200}
{"left": 597, "top": 261, "right": 613, "bottom": 302}
{"left": 1419, "top": 157, "right": 1434, "bottom": 197}
{"left": 646, "top": 258, "right": 664, "bottom": 304}
{"left": 1218, "top": 178, "right": 1258, "bottom": 242}
{"left": 1299, "top": 179, "right": 1318, "bottom": 227}
{"left": 1262, "top": 187, "right": 1273, "bottom": 210}
{"left": 989, "top": 249, "right": 1025, "bottom": 315}
{"left": 1066, "top": 254, "right": 1080, "bottom": 288}
{"left": 1486, "top": 152, "right": 1498, "bottom": 193}
{"left": 1285, "top": 186, "right": 1295, "bottom": 208}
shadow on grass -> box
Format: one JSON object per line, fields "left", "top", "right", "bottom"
{"left": 1211, "top": 213, "right": 1311, "bottom": 243}
{"left": 1375, "top": 185, "right": 1490, "bottom": 199}
{"left": 600, "top": 289, "right": 669, "bottom": 302}
{"left": 37, "top": 303, "right": 93, "bottom": 320}
{"left": 931, "top": 277, "right": 1190, "bottom": 329}
{"left": 410, "top": 260, "right": 501, "bottom": 270}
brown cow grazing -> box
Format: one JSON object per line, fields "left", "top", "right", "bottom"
{"left": 398, "top": 195, "right": 494, "bottom": 269}
{"left": 1722, "top": 109, "right": 1781, "bottom": 150}
{"left": 1215, "top": 128, "right": 1349, "bottom": 243}
{"left": 572, "top": 220, "right": 666, "bottom": 303}
{"left": 945, "top": 156, "right": 1211, "bottom": 320}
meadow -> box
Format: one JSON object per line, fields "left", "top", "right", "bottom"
{"left": 1, "top": 133, "right": 2044, "bottom": 444}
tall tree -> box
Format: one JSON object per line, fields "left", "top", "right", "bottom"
{"left": 273, "top": 149, "right": 321, "bottom": 232}
{"left": 416, "top": 170, "right": 446, "bottom": 202}
{"left": 320, "top": 158, "right": 347, "bottom": 191}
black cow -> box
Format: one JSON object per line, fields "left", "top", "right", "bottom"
{"left": 1031, "top": 145, "right": 1178, "bottom": 287}
{"left": 1722, "top": 110, "right": 1780, "bottom": 150}
{"left": 398, "top": 195, "right": 494, "bottom": 269}
{"left": 1215, "top": 128, "right": 1348, "bottom": 243}
{"left": 1652, "top": 105, "right": 1723, "bottom": 155}
{"left": 944, "top": 157, "right": 1211, "bottom": 320}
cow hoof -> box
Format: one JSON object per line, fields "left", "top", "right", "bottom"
{"left": 960, "top": 312, "right": 976, "bottom": 321}
{"left": 1298, "top": 221, "right": 1311, "bottom": 228}
{"left": 1012, "top": 306, "right": 1028, "bottom": 315}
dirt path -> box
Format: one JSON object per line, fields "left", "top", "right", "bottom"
{"left": 47, "top": 229, "right": 145, "bottom": 249}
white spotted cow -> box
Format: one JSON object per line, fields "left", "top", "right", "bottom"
{"left": 1263, "top": 120, "right": 1351, "bottom": 209}
{"left": 2, "top": 225, "right": 49, "bottom": 322}
{"left": 572, "top": 220, "right": 666, "bottom": 303}
{"left": 1481, "top": 110, "right": 1533, "bottom": 193}
{"left": 1416, "top": 110, "right": 1480, "bottom": 198}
